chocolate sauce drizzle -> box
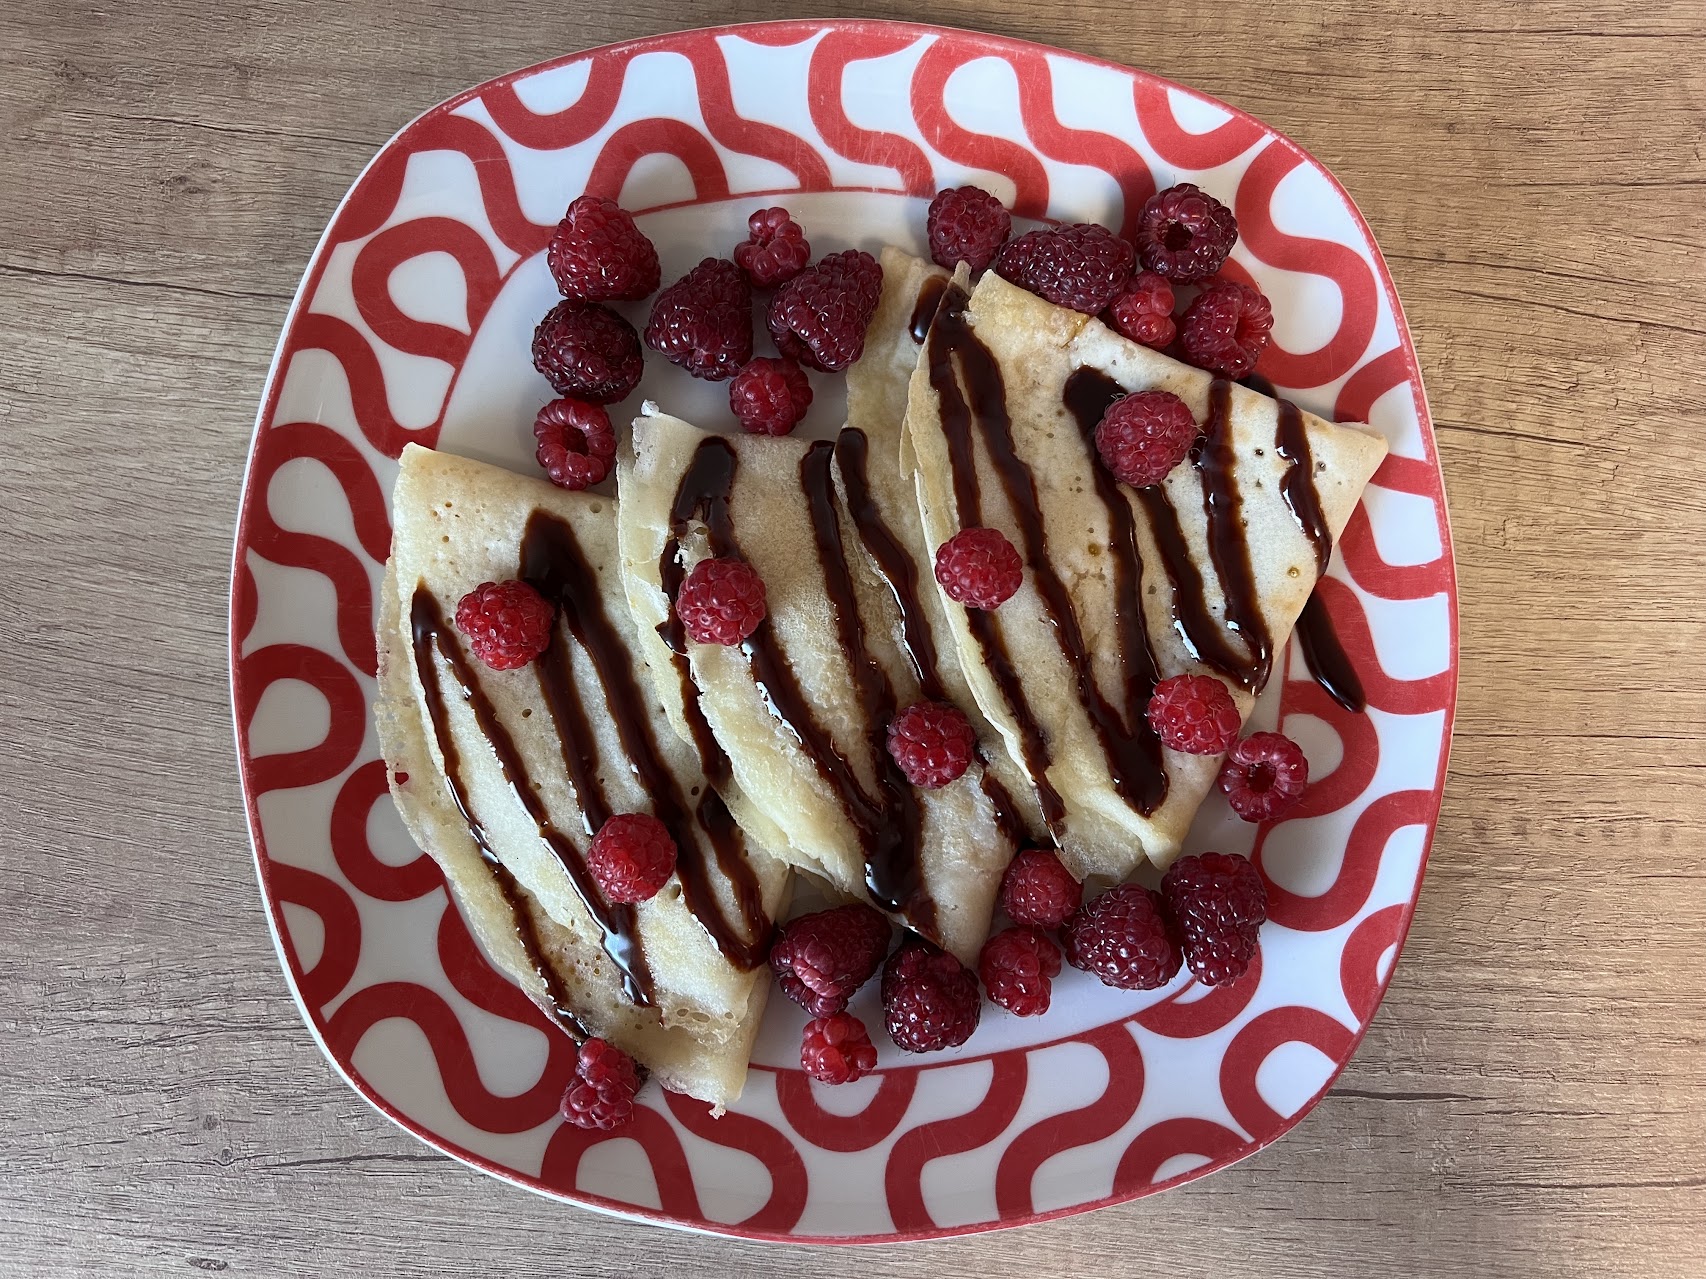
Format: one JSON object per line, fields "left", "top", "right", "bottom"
{"left": 409, "top": 587, "right": 652, "bottom": 1011}
{"left": 929, "top": 287, "right": 1168, "bottom": 821}
{"left": 521, "top": 512, "right": 771, "bottom": 970}
{"left": 909, "top": 275, "right": 950, "bottom": 344}
{"left": 1193, "top": 379, "right": 1274, "bottom": 690}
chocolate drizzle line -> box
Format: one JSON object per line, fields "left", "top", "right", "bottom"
{"left": 929, "top": 287, "right": 1168, "bottom": 820}
{"left": 1275, "top": 399, "right": 1332, "bottom": 575}
{"left": 1193, "top": 378, "right": 1274, "bottom": 691}
{"left": 409, "top": 587, "right": 650, "bottom": 1013}
{"left": 1295, "top": 592, "right": 1367, "bottom": 713}
{"left": 909, "top": 275, "right": 950, "bottom": 344}
{"left": 521, "top": 512, "right": 770, "bottom": 970}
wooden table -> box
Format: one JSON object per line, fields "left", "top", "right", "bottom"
{"left": 4, "top": 0, "right": 1702, "bottom": 1274}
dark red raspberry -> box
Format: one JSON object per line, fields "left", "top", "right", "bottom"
{"left": 454, "top": 580, "right": 554, "bottom": 670}
{"left": 533, "top": 398, "right": 616, "bottom": 490}
{"left": 770, "top": 903, "right": 892, "bottom": 1017}
{"left": 1161, "top": 851, "right": 1268, "bottom": 985}
{"left": 1103, "top": 271, "right": 1176, "bottom": 349}
{"left": 978, "top": 927, "right": 1062, "bottom": 1017}
{"left": 1218, "top": 731, "right": 1309, "bottom": 822}
{"left": 800, "top": 1011, "right": 879, "bottom": 1084}
{"left": 767, "top": 249, "right": 883, "bottom": 372}
{"left": 674, "top": 556, "right": 767, "bottom": 646}
{"left": 1094, "top": 389, "right": 1198, "bottom": 488}
{"left": 886, "top": 701, "right": 977, "bottom": 789}
{"left": 1135, "top": 183, "right": 1238, "bottom": 284}
{"left": 546, "top": 195, "right": 661, "bottom": 302}
{"left": 728, "top": 356, "right": 812, "bottom": 436}
{"left": 1063, "top": 884, "right": 1182, "bottom": 991}
{"left": 881, "top": 938, "right": 981, "bottom": 1053}
{"left": 993, "top": 222, "right": 1134, "bottom": 313}
{"left": 645, "top": 258, "right": 753, "bottom": 381}
{"left": 560, "top": 1037, "right": 641, "bottom": 1130}
{"left": 998, "top": 848, "right": 1082, "bottom": 930}
{"left": 1179, "top": 280, "right": 1275, "bottom": 379}
{"left": 934, "top": 527, "right": 1022, "bottom": 610}
{"left": 733, "top": 206, "right": 811, "bottom": 288}
{"left": 1146, "top": 673, "right": 1241, "bottom": 755}
{"left": 532, "top": 301, "right": 644, "bottom": 404}
{"left": 587, "top": 813, "right": 677, "bottom": 903}
{"left": 927, "top": 185, "right": 1012, "bottom": 273}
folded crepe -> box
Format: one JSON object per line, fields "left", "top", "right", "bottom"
{"left": 903, "top": 270, "right": 1387, "bottom": 881}
{"left": 616, "top": 406, "right": 1017, "bottom": 966}
{"left": 375, "top": 444, "right": 790, "bottom": 1109}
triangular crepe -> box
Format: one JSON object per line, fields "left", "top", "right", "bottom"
{"left": 375, "top": 444, "right": 790, "bottom": 1109}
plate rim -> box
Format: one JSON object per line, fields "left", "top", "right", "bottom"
{"left": 228, "top": 15, "right": 1460, "bottom": 1243}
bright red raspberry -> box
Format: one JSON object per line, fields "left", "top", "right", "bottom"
{"left": 1062, "top": 884, "right": 1182, "bottom": 991}
{"left": 733, "top": 206, "right": 812, "bottom": 288}
{"left": 645, "top": 258, "right": 753, "bottom": 381}
{"left": 1103, "top": 271, "right": 1177, "bottom": 349}
{"left": 1161, "top": 851, "right": 1268, "bottom": 985}
{"left": 1135, "top": 183, "right": 1238, "bottom": 284}
{"left": 998, "top": 848, "right": 1082, "bottom": 930}
{"left": 978, "top": 927, "right": 1062, "bottom": 1017}
{"left": 1146, "top": 673, "right": 1241, "bottom": 755}
{"left": 533, "top": 398, "right": 616, "bottom": 490}
{"left": 546, "top": 195, "right": 660, "bottom": 302}
{"left": 728, "top": 356, "right": 812, "bottom": 436}
{"left": 767, "top": 249, "right": 883, "bottom": 372}
{"left": 927, "top": 185, "right": 1012, "bottom": 273}
{"left": 800, "top": 1011, "right": 880, "bottom": 1084}
{"left": 886, "top": 701, "right": 977, "bottom": 789}
{"left": 881, "top": 938, "right": 981, "bottom": 1053}
{"left": 1179, "top": 281, "right": 1275, "bottom": 379}
{"left": 454, "top": 580, "right": 554, "bottom": 670}
{"left": 560, "top": 1037, "right": 641, "bottom": 1130}
{"left": 674, "top": 556, "right": 767, "bottom": 646}
{"left": 1218, "top": 731, "right": 1309, "bottom": 822}
{"left": 1094, "top": 389, "right": 1198, "bottom": 488}
{"left": 770, "top": 903, "right": 892, "bottom": 1017}
{"left": 934, "top": 527, "right": 1022, "bottom": 610}
{"left": 532, "top": 300, "right": 644, "bottom": 404}
{"left": 993, "top": 222, "right": 1134, "bottom": 313}
{"left": 587, "top": 813, "right": 677, "bottom": 903}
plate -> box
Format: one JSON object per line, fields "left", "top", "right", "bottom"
{"left": 231, "top": 19, "right": 1456, "bottom": 1242}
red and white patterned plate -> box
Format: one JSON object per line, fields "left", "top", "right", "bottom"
{"left": 231, "top": 19, "right": 1456, "bottom": 1242}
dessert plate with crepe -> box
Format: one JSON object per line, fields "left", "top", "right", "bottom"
{"left": 231, "top": 20, "right": 1456, "bottom": 1242}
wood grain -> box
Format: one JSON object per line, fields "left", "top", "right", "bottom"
{"left": 2, "top": 0, "right": 1703, "bottom": 1274}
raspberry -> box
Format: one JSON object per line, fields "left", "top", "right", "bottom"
{"left": 1103, "top": 271, "right": 1176, "bottom": 349}
{"left": 453, "top": 580, "right": 554, "bottom": 670}
{"left": 1161, "top": 851, "right": 1268, "bottom": 985}
{"left": 1179, "top": 281, "right": 1275, "bottom": 379}
{"left": 926, "top": 185, "right": 1012, "bottom": 273}
{"left": 770, "top": 903, "right": 892, "bottom": 1017}
{"left": 1093, "top": 389, "right": 1199, "bottom": 488}
{"left": 886, "top": 701, "right": 976, "bottom": 789}
{"left": 1146, "top": 673, "right": 1241, "bottom": 755}
{"left": 1218, "top": 731, "right": 1309, "bottom": 822}
{"left": 767, "top": 249, "right": 883, "bottom": 372}
{"left": 733, "top": 206, "right": 811, "bottom": 288}
{"left": 586, "top": 813, "right": 677, "bottom": 903}
{"left": 934, "top": 527, "right": 1022, "bottom": 609}
{"left": 800, "top": 1011, "right": 879, "bottom": 1084}
{"left": 532, "top": 398, "right": 616, "bottom": 490}
{"left": 978, "top": 927, "right": 1062, "bottom": 1017}
{"left": 1062, "top": 884, "right": 1182, "bottom": 991}
{"left": 728, "top": 357, "right": 812, "bottom": 437}
{"left": 1135, "top": 183, "right": 1238, "bottom": 284}
{"left": 645, "top": 258, "right": 753, "bottom": 381}
{"left": 998, "top": 848, "right": 1082, "bottom": 930}
{"left": 532, "top": 301, "right": 644, "bottom": 405}
{"left": 546, "top": 195, "right": 660, "bottom": 302}
{"left": 674, "top": 556, "right": 767, "bottom": 646}
{"left": 993, "top": 222, "right": 1134, "bottom": 313}
{"left": 881, "top": 938, "right": 981, "bottom": 1053}
{"left": 560, "top": 1037, "right": 641, "bottom": 1130}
